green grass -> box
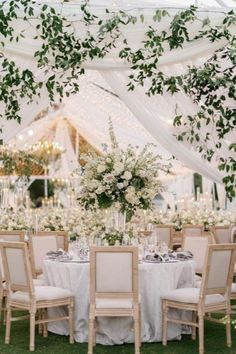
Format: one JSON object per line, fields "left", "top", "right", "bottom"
{"left": 0, "top": 318, "right": 235, "bottom": 354}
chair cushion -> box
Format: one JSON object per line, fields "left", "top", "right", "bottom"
{"left": 231, "top": 283, "right": 236, "bottom": 293}
{"left": 33, "top": 278, "right": 45, "bottom": 286}
{"left": 10, "top": 286, "right": 73, "bottom": 303}
{"left": 96, "top": 298, "right": 133, "bottom": 309}
{"left": 162, "top": 288, "right": 225, "bottom": 305}
{"left": 96, "top": 295, "right": 141, "bottom": 309}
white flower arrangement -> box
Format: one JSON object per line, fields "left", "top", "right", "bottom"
{"left": 79, "top": 120, "right": 170, "bottom": 220}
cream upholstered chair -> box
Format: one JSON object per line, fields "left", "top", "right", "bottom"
{"left": 0, "top": 232, "right": 25, "bottom": 320}
{"left": 162, "top": 243, "right": 236, "bottom": 354}
{"left": 35, "top": 231, "right": 69, "bottom": 251}
{"left": 28, "top": 234, "right": 59, "bottom": 278}
{"left": 230, "top": 225, "right": 236, "bottom": 243}
{"left": 182, "top": 234, "right": 214, "bottom": 274}
{"left": 213, "top": 225, "right": 231, "bottom": 243}
{"left": 88, "top": 246, "right": 140, "bottom": 354}
{"left": 154, "top": 225, "right": 173, "bottom": 248}
{"left": 0, "top": 241, "right": 74, "bottom": 351}
{"left": 0, "top": 231, "right": 25, "bottom": 242}
{"left": 182, "top": 225, "right": 203, "bottom": 237}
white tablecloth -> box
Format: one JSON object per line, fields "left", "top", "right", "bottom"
{"left": 43, "top": 259, "right": 195, "bottom": 344}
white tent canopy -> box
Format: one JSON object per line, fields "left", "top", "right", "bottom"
{"left": 1, "top": 0, "right": 236, "bottom": 204}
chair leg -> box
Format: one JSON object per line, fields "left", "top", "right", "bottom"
{"left": 225, "top": 313, "right": 232, "bottom": 347}
{"left": 88, "top": 317, "right": 95, "bottom": 354}
{"left": 134, "top": 315, "right": 140, "bottom": 354}
{"left": 162, "top": 300, "right": 168, "bottom": 346}
{"left": 5, "top": 305, "right": 11, "bottom": 344}
{"left": 192, "top": 311, "right": 197, "bottom": 340}
{"left": 68, "top": 301, "right": 74, "bottom": 344}
{"left": 38, "top": 309, "right": 43, "bottom": 335}
{"left": 42, "top": 308, "right": 48, "bottom": 338}
{"left": 139, "top": 304, "right": 142, "bottom": 348}
{"left": 198, "top": 313, "right": 204, "bottom": 354}
{"left": 29, "top": 310, "right": 36, "bottom": 352}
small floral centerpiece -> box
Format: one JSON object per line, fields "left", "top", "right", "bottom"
{"left": 101, "top": 230, "right": 132, "bottom": 246}
{"left": 79, "top": 120, "right": 170, "bottom": 220}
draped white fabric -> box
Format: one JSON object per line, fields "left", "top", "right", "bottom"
{"left": 1, "top": 0, "right": 236, "bottom": 199}
{"left": 49, "top": 118, "right": 78, "bottom": 178}
{"left": 102, "top": 71, "right": 223, "bottom": 184}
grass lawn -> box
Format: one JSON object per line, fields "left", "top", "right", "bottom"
{"left": 0, "top": 318, "right": 235, "bottom": 354}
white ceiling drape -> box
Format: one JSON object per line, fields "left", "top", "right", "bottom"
{"left": 1, "top": 0, "right": 236, "bottom": 190}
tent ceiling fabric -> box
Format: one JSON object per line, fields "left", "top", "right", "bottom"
{"left": 1, "top": 0, "right": 236, "bottom": 185}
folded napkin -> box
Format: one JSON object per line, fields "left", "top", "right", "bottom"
{"left": 175, "top": 251, "right": 193, "bottom": 260}
{"left": 46, "top": 249, "right": 73, "bottom": 261}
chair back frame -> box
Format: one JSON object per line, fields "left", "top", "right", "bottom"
{"left": 182, "top": 224, "right": 204, "bottom": 236}
{"left": 182, "top": 233, "right": 213, "bottom": 274}
{"left": 199, "top": 244, "right": 236, "bottom": 303}
{"left": 154, "top": 225, "right": 174, "bottom": 247}
{"left": 90, "top": 246, "right": 139, "bottom": 307}
{"left": 28, "top": 233, "right": 60, "bottom": 277}
{"left": 33, "top": 231, "right": 68, "bottom": 251}
{"left": 0, "top": 231, "right": 25, "bottom": 242}
{"left": 212, "top": 225, "right": 231, "bottom": 244}
{"left": 0, "top": 241, "right": 34, "bottom": 296}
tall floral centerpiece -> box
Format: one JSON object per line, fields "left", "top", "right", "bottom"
{"left": 79, "top": 121, "right": 169, "bottom": 224}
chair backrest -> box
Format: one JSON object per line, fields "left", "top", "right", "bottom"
{"left": 182, "top": 234, "right": 212, "bottom": 274}
{"left": 182, "top": 225, "right": 203, "bottom": 237}
{"left": 230, "top": 225, "right": 236, "bottom": 243}
{"left": 154, "top": 225, "right": 173, "bottom": 247}
{"left": 213, "top": 226, "right": 231, "bottom": 243}
{"left": 0, "top": 231, "right": 25, "bottom": 242}
{"left": 200, "top": 244, "right": 236, "bottom": 300}
{"left": 0, "top": 241, "right": 34, "bottom": 294}
{"left": 0, "top": 232, "right": 25, "bottom": 280}
{"left": 28, "top": 234, "right": 58, "bottom": 277}
{"left": 90, "top": 246, "right": 139, "bottom": 306}
{"left": 34, "top": 231, "right": 68, "bottom": 251}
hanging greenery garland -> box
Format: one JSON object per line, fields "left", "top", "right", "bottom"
{"left": 0, "top": 1, "right": 235, "bottom": 198}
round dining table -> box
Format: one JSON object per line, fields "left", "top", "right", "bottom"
{"left": 43, "top": 258, "right": 195, "bottom": 345}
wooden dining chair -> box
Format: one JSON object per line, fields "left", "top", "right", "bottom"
{"left": 162, "top": 243, "right": 236, "bottom": 354}
{"left": 0, "top": 231, "right": 25, "bottom": 242}
{"left": 0, "top": 241, "right": 74, "bottom": 351}
{"left": 34, "top": 231, "right": 69, "bottom": 251}
{"left": 154, "top": 225, "right": 173, "bottom": 248}
{"left": 88, "top": 246, "right": 140, "bottom": 354}
{"left": 182, "top": 225, "right": 204, "bottom": 237}
{"left": 212, "top": 225, "right": 231, "bottom": 243}
{"left": 0, "top": 231, "right": 25, "bottom": 320}
{"left": 230, "top": 225, "right": 236, "bottom": 243}
{"left": 182, "top": 233, "right": 214, "bottom": 275}
{"left": 28, "top": 234, "right": 58, "bottom": 278}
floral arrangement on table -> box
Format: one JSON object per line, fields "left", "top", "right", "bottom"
{"left": 151, "top": 208, "right": 236, "bottom": 230}
{"left": 101, "top": 230, "right": 133, "bottom": 246}
{"left": 79, "top": 120, "right": 170, "bottom": 220}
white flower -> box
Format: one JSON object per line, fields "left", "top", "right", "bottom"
{"left": 104, "top": 173, "right": 114, "bottom": 183}
{"left": 117, "top": 183, "right": 124, "bottom": 189}
{"left": 113, "top": 162, "right": 124, "bottom": 175}
{"left": 97, "top": 164, "right": 106, "bottom": 173}
{"left": 122, "top": 171, "right": 132, "bottom": 180}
